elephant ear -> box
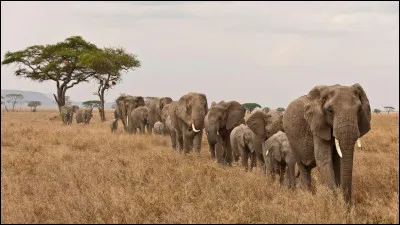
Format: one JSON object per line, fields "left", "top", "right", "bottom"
{"left": 352, "top": 83, "right": 371, "bottom": 137}
{"left": 226, "top": 101, "right": 246, "bottom": 130}
{"left": 176, "top": 95, "right": 191, "bottom": 123}
{"left": 304, "top": 85, "right": 331, "bottom": 140}
{"left": 246, "top": 111, "right": 270, "bottom": 141}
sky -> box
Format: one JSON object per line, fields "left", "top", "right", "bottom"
{"left": 1, "top": 1, "right": 399, "bottom": 109}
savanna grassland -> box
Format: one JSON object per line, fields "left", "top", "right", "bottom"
{"left": 1, "top": 109, "right": 398, "bottom": 223}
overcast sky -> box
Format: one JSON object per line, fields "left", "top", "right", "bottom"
{"left": 1, "top": 1, "right": 399, "bottom": 109}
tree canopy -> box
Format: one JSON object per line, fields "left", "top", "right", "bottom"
{"left": 5, "top": 94, "right": 24, "bottom": 112}
{"left": 1, "top": 36, "right": 99, "bottom": 112}
{"left": 276, "top": 107, "right": 285, "bottom": 113}
{"left": 27, "top": 101, "right": 41, "bottom": 112}
{"left": 373, "top": 109, "right": 381, "bottom": 114}
{"left": 82, "top": 100, "right": 101, "bottom": 109}
{"left": 384, "top": 106, "right": 395, "bottom": 114}
{"left": 242, "top": 103, "right": 262, "bottom": 113}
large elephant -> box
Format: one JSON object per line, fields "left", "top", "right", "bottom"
{"left": 205, "top": 100, "right": 246, "bottom": 165}
{"left": 245, "top": 110, "right": 284, "bottom": 175}
{"left": 230, "top": 124, "right": 257, "bottom": 172}
{"left": 168, "top": 92, "right": 208, "bottom": 153}
{"left": 76, "top": 108, "right": 93, "bottom": 124}
{"left": 283, "top": 83, "right": 371, "bottom": 204}
{"left": 60, "top": 105, "right": 79, "bottom": 125}
{"left": 115, "top": 95, "right": 145, "bottom": 132}
{"left": 263, "top": 131, "right": 297, "bottom": 189}
{"left": 128, "top": 106, "right": 149, "bottom": 134}
{"left": 145, "top": 97, "right": 173, "bottom": 135}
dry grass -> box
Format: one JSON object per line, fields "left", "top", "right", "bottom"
{"left": 1, "top": 110, "right": 398, "bottom": 223}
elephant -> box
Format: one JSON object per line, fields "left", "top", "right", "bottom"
{"left": 110, "top": 119, "right": 118, "bottom": 133}
{"left": 263, "top": 131, "right": 297, "bottom": 189}
{"left": 76, "top": 108, "right": 93, "bottom": 124}
{"left": 115, "top": 95, "right": 145, "bottom": 132}
{"left": 168, "top": 92, "right": 208, "bottom": 153}
{"left": 282, "top": 84, "right": 371, "bottom": 204}
{"left": 161, "top": 104, "right": 179, "bottom": 149}
{"left": 154, "top": 121, "right": 167, "bottom": 135}
{"left": 128, "top": 106, "right": 149, "bottom": 134}
{"left": 145, "top": 97, "right": 173, "bottom": 135}
{"left": 245, "top": 110, "right": 284, "bottom": 175}
{"left": 60, "top": 105, "right": 79, "bottom": 125}
{"left": 205, "top": 100, "right": 246, "bottom": 165}
{"left": 230, "top": 124, "right": 257, "bottom": 172}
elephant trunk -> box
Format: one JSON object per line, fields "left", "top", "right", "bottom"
{"left": 191, "top": 108, "right": 205, "bottom": 132}
{"left": 333, "top": 117, "right": 359, "bottom": 204}
{"left": 207, "top": 122, "right": 219, "bottom": 145}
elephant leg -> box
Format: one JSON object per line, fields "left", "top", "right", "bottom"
{"left": 209, "top": 142, "right": 216, "bottom": 159}
{"left": 332, "top": 145, "right": 341, "bottom": 187}
{"left": 297, "top": 162, "right": 312, "bottom": 191}
{"left": 256, "top": 152, "right": 266, "bottom": 176}
{"left": 223, "top": 135, "right": 233, "bottom": 165}
{"left": 314, "top": 137, "right": 337, "bottom": 191}
{"left": 177, "top": 131, "right": 184, "bottom": 152}
{"left": 250, "top": 151, "right": 257, "bottom": 172}
{"left": 286, "top": 162, "right": 296, "bottom": 190}
{"left": 240, "top": 146, "right": 248, "bottom": 171}
{"left": 279, "top": 161, "right": 287, "bottom": 185}
{"left": 192, "top": 131, "right": 202, "bottom": 153}
{"left": 140, "top": 123, "right": 145, "bottom": 134}
{"left": 216, "top": 137, "right": 225, "bottom": 164}
{"left": 147, "top": 124, "right": 153, "bottom": 135}
{"left": 170, "top": 131, "right": 177, "bottom": 150}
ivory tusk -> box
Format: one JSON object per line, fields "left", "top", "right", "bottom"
{"left": 126, "top": 115, "right": 129, "bottom": 127}
{"left": 335, "top": 138, "right": 343, "bottom": 158}
{"left": 266, "top": 150, "right": 269, "bottom": 156}
{"left": 192, "top": 123, "right": 200, "bottom": 132}
{"left": 217, "top": 130, "right": 219, "bottom": 136}
{"left": 357, "top": 139, "right": 362, "bottom": 148}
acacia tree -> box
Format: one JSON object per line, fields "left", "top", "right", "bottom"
{"left": 1, "top": 36, "right": 99, "bottom": 114}
{"left": 277, "top": 107, "right": 285, "bottom": 113}
{"left": 373, "top": 109, "right": 381, "bottom": 114}
{"left": 1, "top": 95, "right": 8, "bottom": 112}
{"left": 6, "top": 94, "right": 24, "bottom": 112}
{"left": 81, "top": 47, "right": 141, "bottom": 121}
{"left": 27, "top": 101, "right": 41, "bottom": 112}
{"left": 242, "top": 103, "right": 262, "bottom": 113}
{"left": 384, "top": 106, "right": 395, "bottom": 114}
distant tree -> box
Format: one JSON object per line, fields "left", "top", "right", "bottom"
{"left": 65, "top": 96, "right": 72, "bottom": 106}
{"left": 1, "top": 36, "right": 99, "bottom": 114}
{"left": 1, "top": 95, "right": 8, "bottom": 112}
{"left": 373, "top": 109, "right": 381, "bottom": 114}
{"left": 82, "top": 100, "right": 101, "bottom": 109}
{"left": 384, "top": 106, "right": 395, "bottom": 114}
{"left": 242, "top": 103, "right": 262, "bottom": 113}
{"left": 27, "top": 101, "right": 41, "bottom": 112}
{"left": 277, "top": 107, "right": 285, "bottom": 113}
{"left": 262, "top": 107, "right": 270, "bottom": 113}
{"left": 6, "top": 94, "right": 24, "bottom": 112}
{"left": 111, "top": 103, "right": 116, "bottom": 109}
{"left": 80, "top": 47, "right": 141, "bottom": 122}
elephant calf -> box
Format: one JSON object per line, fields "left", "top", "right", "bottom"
{"left": 263, "top": 131, "right": 297, "bottom": 189}
{"left": 110, "top": 119, "right": 118, "bottom": 133}
{"left": 129, "top": 106, "right": 149, "bottom": 134}
{"left": 230, "top": 124, "right": 257, "bottom": 172}
{"left": 76, "top": 108, "right": 93, "bottom": 124}
{"left": 154, "top": 121, "right": 167, "bottom": 136}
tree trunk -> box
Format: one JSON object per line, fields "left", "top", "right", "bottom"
{"left": 99, "top": 88, "right": 106, "bottom": 122}
{"left": 54, "top": 88, "right": 66, "bottom": 115}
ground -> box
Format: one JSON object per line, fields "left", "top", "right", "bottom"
{"left": 1, "top": 109, "right": 398, "bottom": 223}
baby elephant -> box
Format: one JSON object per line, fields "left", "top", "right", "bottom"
{"left": 263, "top": 131, "right": 297, "bottom": 189}
{"left": 153, "top": 121, "right": 167, "bottom": 135}
{"left": 129, "top": 106, "right": 149, "bottom": 134}
{"left": 230, "top": 124, "right": 257, "bottom": 172}
{"left": 110, "top": 119, "right": 118, "bottom": 133}
{"left": 76, "top": 108, "right": 93, "bottom": 124}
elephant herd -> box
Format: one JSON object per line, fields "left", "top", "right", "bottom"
{"left": 63, "top": 83, "right": 372, "bottom": 205}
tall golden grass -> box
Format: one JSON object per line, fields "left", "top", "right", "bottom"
{"left": 1, "top": 110, "right": 398, "bottom": 223}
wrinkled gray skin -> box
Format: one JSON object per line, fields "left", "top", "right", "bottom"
{"left": 283, "top": 84, "right": 371, "bottom": 204}
{"left": 162, "top": 104, "right": 179, "bottom": 149}
{"left": 205, "top": 101, "right": 246, "bottom": 165}
{"left": 246, "top": 110, "right": 284, "bottom": 175}
{"left": 115, "top": 95, "right": 145, "bottom": 132}
{"left": 129, "top": 106, "right": 149, "bottom": 134}
{"left": 263, "top": 131, "right": 297, "bottom": 189}
{"left": 60, "top": 105, "right": 79, "bottom": 125}
{"left": 145, "top": 97, "right": 173, "bottom": 135}
{"left": 154, "top": 121, "right": 167, "bottom": 135}
{"left": 110, "top": 119, "right": 118, "bottom": 133}
{"left": 230, "top": 124, "right": 257, "bottom": 172}
{"left": 168, "top": 92, "right": 208, "bottom": 154}
{"left": 76, "top": 108, "right": 93, "bottom": 124}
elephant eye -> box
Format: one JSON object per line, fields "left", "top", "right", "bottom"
{"left": 327, "top": 106, "right": 334, "bottom": 113}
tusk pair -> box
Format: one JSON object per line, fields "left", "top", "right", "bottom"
{"left": 334, "top": 138, "right": 363, "bottom": 158}
{"left": 192, "top": 123, "right": 200, "bottom": 133}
